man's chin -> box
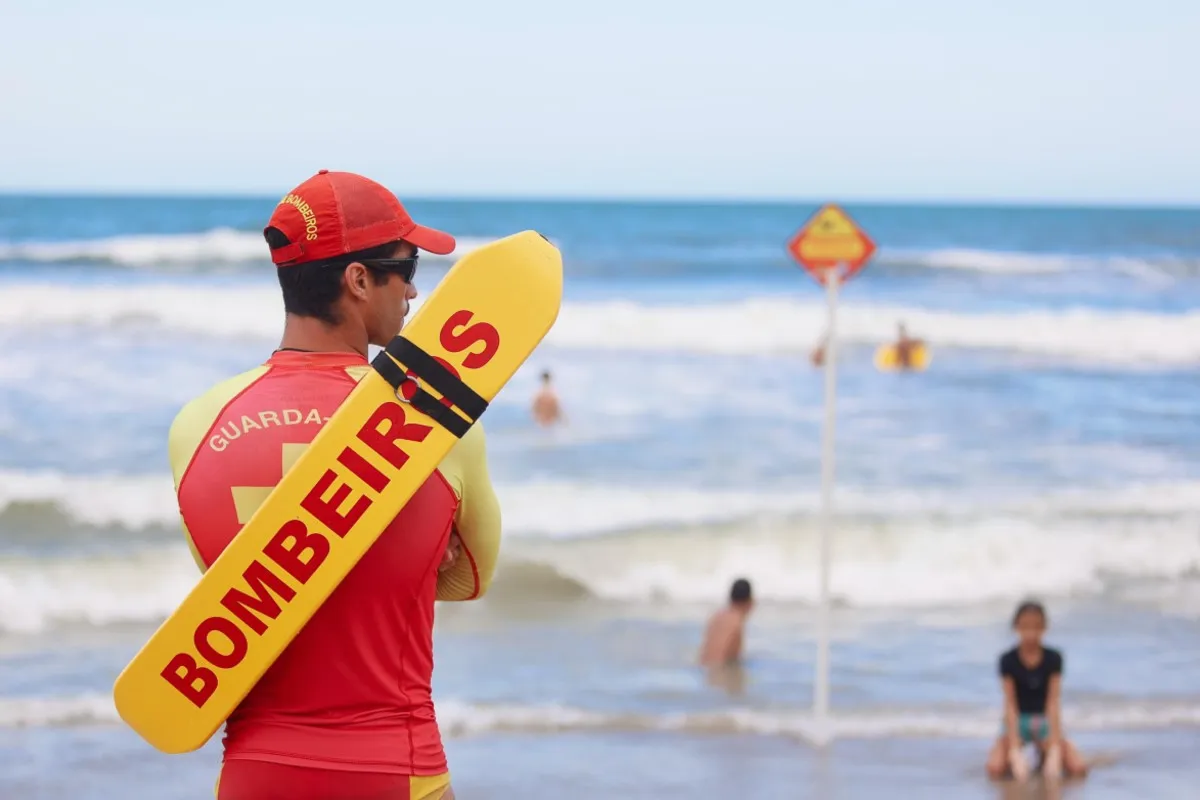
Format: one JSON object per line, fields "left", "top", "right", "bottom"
{"left": 391, "top": 314, "right": 409, "bottom": 338}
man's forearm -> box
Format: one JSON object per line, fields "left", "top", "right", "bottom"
{"left": 436, "top": 511, "right": 501, "bottom": 601}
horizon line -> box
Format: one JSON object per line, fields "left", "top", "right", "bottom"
{"left": 1, "top": 187, "right": 1198, "bottom": 211}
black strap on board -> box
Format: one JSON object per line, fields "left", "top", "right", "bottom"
{"left": 370, "top": 338, "right": 488, "bottom": 438}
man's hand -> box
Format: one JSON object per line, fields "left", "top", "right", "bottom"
{"left": 439, "top": 530, "right": 463, "bottom": 573}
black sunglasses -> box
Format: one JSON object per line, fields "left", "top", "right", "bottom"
{"left": 358, "top": 256, "right": 419, "bottom": 284}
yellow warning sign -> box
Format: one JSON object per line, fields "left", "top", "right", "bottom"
{"left": 787, "top": 204, "right": 875, "bottom": 282}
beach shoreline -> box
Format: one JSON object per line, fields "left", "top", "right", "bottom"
{"left": 6, "top": 722, "right": 1200, "bottom": 799}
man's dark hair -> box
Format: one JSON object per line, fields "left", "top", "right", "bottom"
{"left": 730, "top": 578, "right": 752, "bottom": 604}
{"left": 1012, "top": 599, "right": 1046, "bottom": 626}
{"left": 541, "top": 370, "right": 552, "bottom": 381}
{"left": 265, "top": 226, "right": 399, "bottom": 325}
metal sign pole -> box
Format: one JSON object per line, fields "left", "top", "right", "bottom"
{"left": 813, "top": 263, "right": 841, "bottom": 737}
{"left": 786, "top": 205, "right": 873, "bottom": 745}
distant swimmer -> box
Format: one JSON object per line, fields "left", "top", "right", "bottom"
{"left": 810, "top": 334, "right": 828, "bottom": 367}
{"left": 531, "top": 369, "right": 563, "bottom": 427}
{"left": 891, "top": 322, "right": 925, "bottom": 370}
{"left": 874, "top": 321, "right": 932, "bottom": 372}
{"left": 985, "top": 600, "right": 1089, "bottom": 783}
{"left": 699, "top": 578, "right": 755, "bottom": 666}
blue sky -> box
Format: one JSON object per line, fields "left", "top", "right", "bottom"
{"left": 2, "top": 0, "right": 1198, "bottom": 203}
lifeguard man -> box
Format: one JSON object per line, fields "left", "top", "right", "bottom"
{"left": 168, "top": 170, "right": 500, "bottom": 800}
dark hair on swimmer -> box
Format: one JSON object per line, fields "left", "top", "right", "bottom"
{"left": 730, "top": 578, "right": 752, "bottom": 604}
{"left": 1012, "top": 599, "right": 1047, "bottom": 627}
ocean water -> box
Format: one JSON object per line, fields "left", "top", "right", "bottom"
{"left": 2, "top": 195, "right": 1200, "bottom": 798}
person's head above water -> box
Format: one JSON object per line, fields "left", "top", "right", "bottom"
{"left": 263, "top": 170, "right": 456, "bottom": 354}
{"left": 1011, "top": 599, "right": 1047, "bottom": 648}
{"left": 729, "top": 578, "right": 753, "bottom": 610}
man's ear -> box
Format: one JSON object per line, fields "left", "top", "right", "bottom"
{"left": 343, "top": 262, "right": 371, "bottom": 301}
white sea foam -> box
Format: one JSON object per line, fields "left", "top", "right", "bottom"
{"left": 4, "top": 692, "right": 1199, "bottom": 743}
{"left": 2, "top": 469, "right": 1197, "bottom": 538}
{"left": 0, "top": 230, "right": 487, "bottom": 267}
{"left": 879, "top": 247, "right": 1080, "bottom": 275}
{"left": 2, "top": 283, "right": 1199, "bottom": 366}
{"left": 2, "top": 229, "right": 1192, "bottom": 283}
{"left": 3, "top": 470, "right": 1200, "bottom": 632}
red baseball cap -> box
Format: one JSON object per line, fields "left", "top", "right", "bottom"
{"left": 265, "top": 170, "right": 455, "bottom": 266}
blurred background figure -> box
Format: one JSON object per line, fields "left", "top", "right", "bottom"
{"left": 810, "top": 333, "right": 828, "bottom": 367}
{"left": 531, "top": 369, "right": 563, "bottom": 427}
{"left": 699, "top": 578, "right": 754, "bottom": 667}
{"left": 986, "top": 600, "right": 1089, "bottom": 783}
{"left": 890, "top": 321, "right": 925, "bottom": 371}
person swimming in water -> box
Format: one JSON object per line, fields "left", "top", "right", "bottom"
{"left": 699, "top": 578, "right": 754, "bottom": 667}
{"left": 810, "top": 334, "right": 828, "bottom": 367}
{"left": 986, "top": 600, "right": 1089, "bottom": 782}
{"left": 531, "top": 369, "right": 563, "bottom": 427}
{"left": 891, "top": 321, "right": 925, "bottom": 370}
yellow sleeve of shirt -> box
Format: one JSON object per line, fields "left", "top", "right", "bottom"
{"left": 343, "top": 365, "right": 502, "bottom": 600}
{"left": 434, "top": 420, "right": 502, "bottom": 601}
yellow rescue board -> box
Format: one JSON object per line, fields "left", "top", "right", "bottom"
{"left": 113, "top": 230, "right": 562, "bottom": 754}
{"left": 874, "top": 342, "right": 930, "bottom": 372}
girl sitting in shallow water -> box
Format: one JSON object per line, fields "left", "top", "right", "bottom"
{"left": 986, "top": 600, "right": 1089, "bottom": 782}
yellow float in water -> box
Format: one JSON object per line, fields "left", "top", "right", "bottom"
{"left": 874, "top": 342, "right": 931, "bottom": 372}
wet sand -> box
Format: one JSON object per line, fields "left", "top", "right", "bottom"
{"left": 5, "top": 723, "right": 1199, "bottom": 799}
